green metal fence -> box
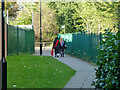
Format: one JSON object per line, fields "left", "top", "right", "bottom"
{"left": 58, "top": 32, "right": 101, "bottom": 63}
{"left": 7, "top": 25, "right": 35, "bottom": 56}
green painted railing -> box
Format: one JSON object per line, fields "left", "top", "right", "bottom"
{"left": 7, "top": 25, "right": 35, "bottom": 56}
{"left": 58, "top": 32, "right": 102, "bottom": 63}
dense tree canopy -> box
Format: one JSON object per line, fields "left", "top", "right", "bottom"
{"left": 8, "top": 1, "right": 120, "bottom": 41}
{"left": 48, "top": 2, "right": 119, "bottom": 34}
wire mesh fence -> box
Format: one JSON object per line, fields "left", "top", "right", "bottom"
{"left": 58, "top": 32, "right": 102, "bottom": 63}
{"left": 7, "top": 25, "right": 35, "bottom": 56}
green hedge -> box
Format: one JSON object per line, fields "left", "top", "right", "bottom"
{"left": 92, "top": 28, "right": 120, "bottom": 89}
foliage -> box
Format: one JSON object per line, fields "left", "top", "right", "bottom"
{"left": 10, "top": 9, "right": 32, "bottom": 25}
{"left": 0, "top": 2, "right": 19, "bottom": 20}
{"left": 92, "top": 28, "right": 120, "bottom": 89}
{"left": 48, "top": 2, "right": 81, "bottom": 33}
{"left": 10, "top": 2, "right": 58, "bottom": 42}
{"left": 4, "top": 2, "right": 19, "bottom": 17}
{"left": 93, "top": 2, "right": 118, "bottom": 33}
{"left": 7, "top": 55, "right": 76, "bottom": 88}
{"left": 48, "top": 2, "right": 119, "bottom": 34}
{"left": 9, "top": 2, "right": 33, "bottom": 25}
{"left": 36, "top": 3, "right": 58, "bottom": 42}
{"left": 8, "top": 2, "right": 119, "bottom": 41}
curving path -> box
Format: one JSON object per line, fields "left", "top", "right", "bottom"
{"left": 34, "top": 47, "right": 97, "bottom": 88}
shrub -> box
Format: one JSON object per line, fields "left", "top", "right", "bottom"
{"left": 92, "top": 28, "right": 120, "bottom": 89}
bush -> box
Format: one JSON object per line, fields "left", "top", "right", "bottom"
{"left": 92, "top": 28, "right": 120, "bottom": 89}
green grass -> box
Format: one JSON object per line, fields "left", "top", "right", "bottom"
{"left": 7, "top": 55, "right": 76, "bottom": 88}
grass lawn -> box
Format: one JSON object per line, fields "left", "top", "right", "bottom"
{"left": 7, "top": 55, "right": 76, "bottom": 88}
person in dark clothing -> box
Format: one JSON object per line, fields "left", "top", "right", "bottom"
{"left": 52, "top": 37, "right": 61, "bottom": 57}
{"left": 60, "top": 37, "right": 65, "bottom": 57}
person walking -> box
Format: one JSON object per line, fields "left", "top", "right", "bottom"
{"left": 60, "top": 37, "right": 66, "bottom": 57}
{"left": 51, "top": 37, "right": 61, "bottom": 57}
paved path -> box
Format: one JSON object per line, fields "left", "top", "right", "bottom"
{"left": 34, "top": 48, "right": 97, "bottom": 88}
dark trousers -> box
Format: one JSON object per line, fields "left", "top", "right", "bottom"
{"left": 55, "top": 47, "right": 60, "bottom": 56}
{"left": 60, "top": 48, "right": 64, "bottom": 57}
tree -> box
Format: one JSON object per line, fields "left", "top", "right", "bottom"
{"left": 48, "top": 2, "right": 80, "bottom": 33}
{"left": 0, "top": 2, "right": 19, "bottom": 18}
{"left": 10, "top": 7, "right": 32, "bottom": 25}
{"left": 10, "top": 2, "right": 59, "bottom": 42}
{"left": 48, "top": 2, "right": 118, "bottom": 34}
{"left": 33, "top": 3, "right": 58, "bottom": 42}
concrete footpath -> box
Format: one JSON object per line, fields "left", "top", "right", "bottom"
{"left": 34, "top": 47, "right": 97, "bottom": 88}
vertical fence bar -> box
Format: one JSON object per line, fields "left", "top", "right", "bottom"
{"left": 100, "top": 32, "right": 102, "bottom": 49}
{"left": 7, "top": 24, "right": 8, "bottom": 56}
{"left": 17, "top": 26, "right": 19, "bottom": 55}
{"left": 93, "top": 33, "right": 96, "bottom": 62}
{"left": 25, "top": 28, "right": 27, "bottom": 53}
{"left": 33, "top": 29, "right": 35, "bottom": 53}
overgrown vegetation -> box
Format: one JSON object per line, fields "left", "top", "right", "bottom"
{"left": 92, "top": 28, "right": 120, "bottom": 89}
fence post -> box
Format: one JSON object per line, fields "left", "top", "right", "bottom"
{"left": 100, "top": 32, "right": 102, "bottom": 48}
{"left": 17, "top": 26, "right": 19, "bottom": 55}
{"left": 7, "top": 24, "right": 8, "bottom": 56}
{"left": 25, "top": 27, "right": 27, "bottom": 53}
{"left": 33, "top": 29, "right": 35, "bottom": 53}
{"left": 93, "top": 32, "right": 96, "bottom": 62}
